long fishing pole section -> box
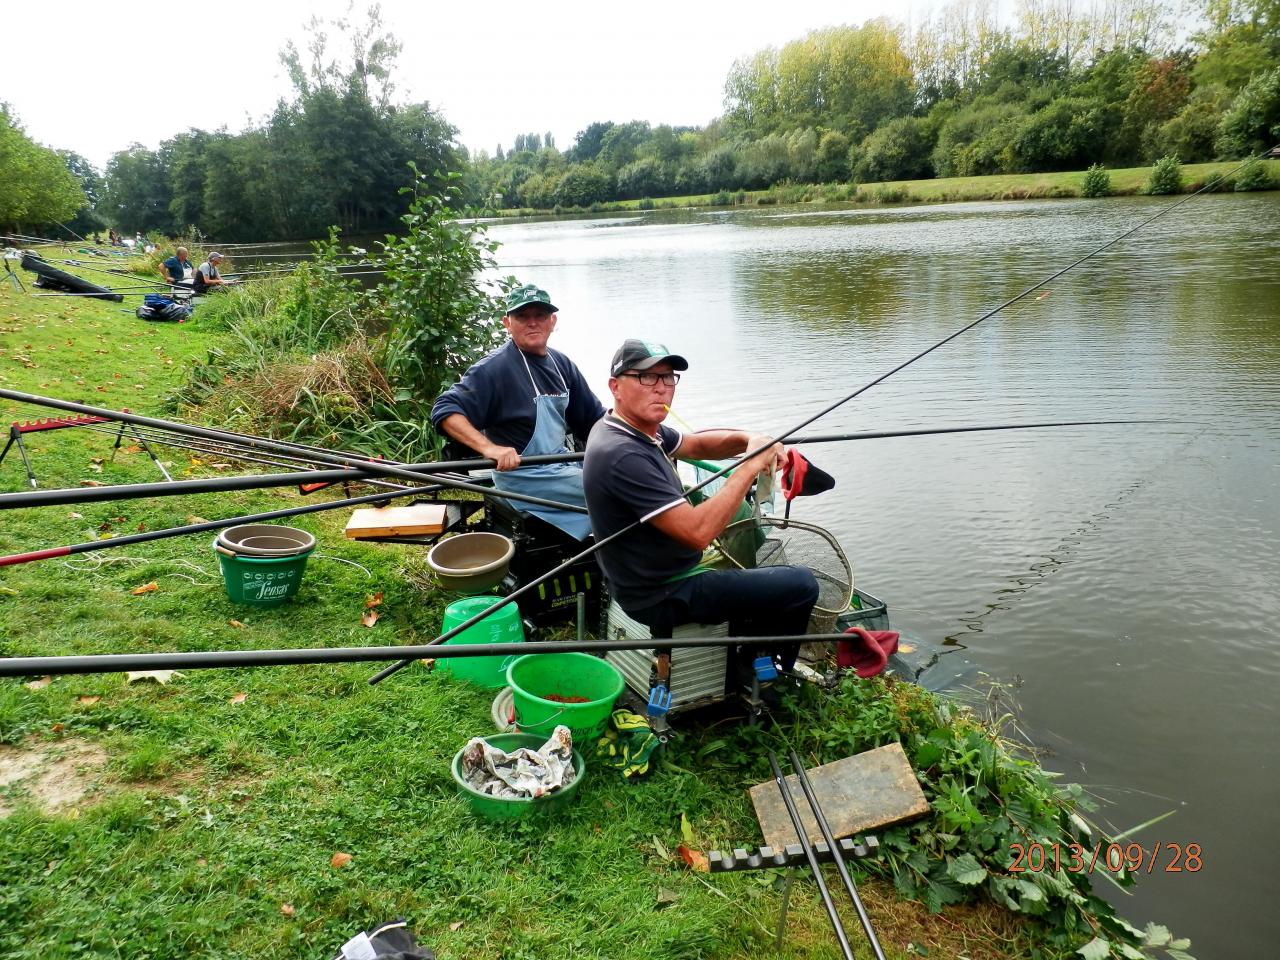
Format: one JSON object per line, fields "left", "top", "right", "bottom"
{"left": 0, "top": 631, "right": 846, "bottom": 679}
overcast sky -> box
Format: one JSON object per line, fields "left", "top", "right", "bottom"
{"left": 6, "top": 0, "right": 948, "bottom": 170}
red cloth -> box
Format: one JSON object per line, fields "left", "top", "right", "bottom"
{"left": 836, "top": 627, "right": 900, "bottom": 678}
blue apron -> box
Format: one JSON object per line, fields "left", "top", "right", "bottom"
{"left": 490, "top": 350, "right": 593, "bottom": 540}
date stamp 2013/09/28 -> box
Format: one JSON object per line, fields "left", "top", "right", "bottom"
{"left": 1010, "top": 842, "right": 1202, "bottom": 874}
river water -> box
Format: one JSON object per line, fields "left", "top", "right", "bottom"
{"left": 478, "top": 196, "right": 1280, "bottom": 959}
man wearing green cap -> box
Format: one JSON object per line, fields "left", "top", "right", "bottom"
{"left": 431, "top": 284, "right": 604, "bottom": 540}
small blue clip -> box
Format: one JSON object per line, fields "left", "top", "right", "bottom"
{"left": 647, "top": 683, "right": 672, "bottom": 717}
{"left": 753, "top": 656, "right": 778, "bottom": 681}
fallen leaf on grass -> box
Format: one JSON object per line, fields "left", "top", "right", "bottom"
{"left": 228, "top": 619, "right": 246, "bottom": 629}
{"left": 24, "top": 676, "right": 52, "bottom": 690}
{"left": 126, "top": 670, "right": 183, "bottom": 685}
{"left": 330, "top": 852, "right": 352, "bottom": 869}
{"left": 131, "top": 582, "right": 158, "bottom": 595}
{"left": 365, "top": 592, "right": 384, "bottom": 608}
{"left": 67, "top": 512, "right": 83, "bottom": 520}
{"left": 122, "top": 444, "right": 142, "bottom": 455}
{"left": 76, "top": 695, "right": 100, "bottom": 706}
{"left": 51, "top": 723, "right": 65, "bottom": 733}
{"left": 677, "top": 845, "right": 709, "bottom": 872}
{"left": 136, "top": 522, "right": 147, "bottom": 532}
{"left": 229, "top": 692, "right": 247, "bottom": 705}
{"left": 361, "top": 609, "right": 379, "bottom": 628}
{"left": 280, "top": 903, "right": 295, "bottom": 917}
{"left": 87, "top": 461, "right": 103, "bottom": 473}
{"left": 186, "top": 515, "right": 209, "bottom": 525}
{"left": 656, "top": 887, "right": 680, "bottom": 907}
{"left": 449, "top": 921, "right": 464, "bottom": 932}
{"left": 79, "top": 479, "right": 106, "bottom": 487}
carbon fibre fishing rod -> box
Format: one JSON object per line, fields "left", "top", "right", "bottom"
{"left": 0, "top": 479, "right": 446, "bottom": 568}
{"left": 0, "top": 463, "right": 577, "bottom": 512}
{"left": 368, "top": 146, "right": 1277, "bottom": 685}
{"left": 767, "top": 752, "right": 856, "bottom": 960}
{"left": 0, "top": 630, "right": 845, "bottom": 679}
{"left": 0, "top": 417, "right": 1164, "bottom": 512}
{"left": 75, "top": 421, "right": 409, "bottom": 485}
{"left": 785, "top": 749, "right": 887, "bottom": 960}
{"left": 0, "top": 389, "right": 587, "bottom": 514}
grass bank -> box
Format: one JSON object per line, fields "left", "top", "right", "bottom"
{"left": 496, "top": 159, "right": 1280, "bottom": 217}
{"left": 0, "top": 255, "right": 1192, "bottom": 959}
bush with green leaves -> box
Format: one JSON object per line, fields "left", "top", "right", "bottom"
{"left": 375, "top": 168, "right": 509, "bottom": 437}
{"left": 1082, "top": 164, "right": 1111, "bottom": 198}
{"left": 1146, "top": 156, "right": 1183, "bottom": 195}
{"left": 1233, "top": 161, "right": 1275, "bottom": 192}
{"left": 716, "top": 678, "right": 1196, "bottom": 960}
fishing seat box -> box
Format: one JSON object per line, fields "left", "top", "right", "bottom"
{"left": 482, "top": 495, "right": 602, "bottom": 629}
{"left": 604, "top": 600, "right": 730, "bottom": 711}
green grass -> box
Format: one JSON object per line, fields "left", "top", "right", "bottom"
{"left": 495, "top": 160, "right": 1280, "bottom": 216}
{"left": 0, "top": 255, "right": 1172, "bottom": 960}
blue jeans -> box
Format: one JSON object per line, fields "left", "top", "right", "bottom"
{"left": 625, "top": 565, "right": 819, "bottom": 673}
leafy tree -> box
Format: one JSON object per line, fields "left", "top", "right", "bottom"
{"left": 58, "top": 150, "right": 106, "bottom": 238}
{"left": 566, "top": 121, "right": 614, "bottom": 163}
{"left": 855, "top": 117, "right": 935, "bottom": 182}
{"left": 1216, "top": 65, "right": 1280, "bottom": 155}
{"left": 1006, "top": 96, "right": 1112, "bottom": 171}
{"left": 554, "top": 163, "right": 612, "bottom": 207}
{"left": 931, "top": 100, "right": 1026, "bottom": 176}
{"left": 101, "top": 144, "right": 174, "bottom": 234}
{"left": 615, "top": 157, "right": 670, "bottom": 199}
{"left": 1150, "top": 84, "right": 1233, "bottom": 160}
{"left": 816, "top": 130, "right": 851, "bottom": 181}
{"left": 0, "top": 106, "right": 86, "bottom": 232}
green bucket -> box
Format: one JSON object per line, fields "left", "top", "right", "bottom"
{"left": 451, "top": 732, "right": 585, "bottom": 821}
{"left": 439, "top": 597, "right": 525, "bottom": 688}
{"left": 507, "top": 653, "right": 624, "bottom": 741}
{"left": 213, "top": 539, "right": 312, "bottom": 608}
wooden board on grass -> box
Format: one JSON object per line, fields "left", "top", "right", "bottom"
{"left": 749, "top": 742, "right": 928, "bottom": 849}
{"left": 344, "top": 504, "right": 446, "bottom": 539}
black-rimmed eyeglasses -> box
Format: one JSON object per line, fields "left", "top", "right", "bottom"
{"left": 618, "top": 371, "right": 681, "bottom": 387}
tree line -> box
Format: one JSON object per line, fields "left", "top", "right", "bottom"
{"left": 470, "top": 0, "right": 1280, "bottom": 208}
{"left": 4, "top": 1, "right": 1278, "bottom": 240}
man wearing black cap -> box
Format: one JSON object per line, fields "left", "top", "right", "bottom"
{"left": 582, "top": 339, "right": 818, "bottom": 692}
{"left": 431, "top": 284, "right": 604, "bottom": 540}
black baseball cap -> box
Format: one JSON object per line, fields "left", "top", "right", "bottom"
{"left": 610, "top": 339, "right": 689, "bottom": 378}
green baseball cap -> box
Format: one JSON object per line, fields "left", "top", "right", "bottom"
{"left": 504, "top": 283, "right": 558, "bottom": 314}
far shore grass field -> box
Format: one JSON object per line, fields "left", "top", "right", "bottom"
{"left": 0, "top": 244, "right": 1189, "bottom": 959}
{"left": 496, "top": 159, "right": 1280, "bottom": 217}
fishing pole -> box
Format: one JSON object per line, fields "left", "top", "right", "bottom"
{"left": 788, "top": 419, "right": 1173, "bottom": 445}
{"left": 73, "top": 421, "right": 399, "bottom": 482}
{"left": 766, "top": 751, "right": 857, "bottom": 960}
{"left": 367, "top": 145, "right": 1278, "bottom": 685}
{"left": 0, "top": 416, "right": 1166, "bottom": 511}
{"left": 0, "top": 479, "right": 447, "bottom": 569}
{"left": 784, "top": 748, "right": 887, "bottom": 960}
{"left": 0, "top": 388, "right": 583, "bottom": 511}
{"left": 0, "top": 630, "right": 846, "bottom": 679}
{"left": 0, "top": 461, "right": 578, "bottom": 512}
